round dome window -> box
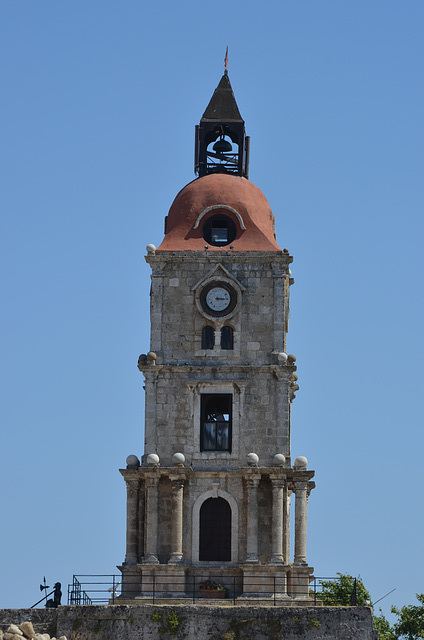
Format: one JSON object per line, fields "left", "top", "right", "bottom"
{"left": 203, "top": 214, "right": 236, "bottom": 247}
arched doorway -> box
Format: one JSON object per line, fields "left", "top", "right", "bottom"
{"left": 199, "top": 497, "right": 232, "bottom": 561}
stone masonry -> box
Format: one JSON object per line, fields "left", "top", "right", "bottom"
{"left": 0, "top": 606, "right": 378, "bottom": 640}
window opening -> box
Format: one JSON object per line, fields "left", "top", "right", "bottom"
{"left": 200, "top": 394, "right": 232, "bottom": 452}
{"left": 221, "top": 326, "right": 234, "bottom": 350}
{"left": 199, "top": 497, "right": 231, "bottom": 561}
{"left": 203, "top": 214, "right": 236, "bottom": 246}
{"left": 201, "top": 326, "right": 215, "bottom": 350}
{"left": 205, "top": 136, "right": 239, "bottom": 175}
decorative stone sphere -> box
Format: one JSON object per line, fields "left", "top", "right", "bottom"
{"left": 277, "top": 352, "right": 288, "bottom": 364}
{"left": 146, "top": 244, "right": 156, "bottom": 254}
{"left": 273, "top": 453, "right": 286, "bottom": 467}
{"left": 147, "top": 351, "right": 157, "bottom": 364}
{"left": 294, "top": 456, "right": 308, "bottom": 469}
{"left": 287, "top": 353, "right": 296, "bottom": 363}
{"left": 247, "top": 452, "right": 259, "bottom": 467}
{"left": 146, "top": 453, "right": 160, "bottom": 467}
{"left": 172, "top": 452, "right": 185, "bottom": 467}
{"left": 126, "top": 454, "right": 140, "bottom": 469}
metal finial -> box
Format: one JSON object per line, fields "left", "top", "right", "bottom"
{"left": 224, "top": 46, "right": 228, "bottom": 75}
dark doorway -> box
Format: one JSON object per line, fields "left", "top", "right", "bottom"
{"left": 199, "top": 497, "right": 232, "bottom": 561}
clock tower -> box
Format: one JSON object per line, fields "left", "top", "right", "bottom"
{"left": 119, "top": 69, "right": 315, "bottom": 602}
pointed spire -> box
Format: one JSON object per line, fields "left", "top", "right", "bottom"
{"left": 224, "top": 46, "right": 229, "bottom": 75}
{"left": 201, "top": 72, "right": 244, "bottom": 123}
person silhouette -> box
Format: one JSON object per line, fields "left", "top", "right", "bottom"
{"left": 46, "top": 582, "right": 61, "bottom": 608}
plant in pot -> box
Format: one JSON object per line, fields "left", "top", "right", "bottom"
{"left": 199, "top": 579, "right": 228, "bottom": 599}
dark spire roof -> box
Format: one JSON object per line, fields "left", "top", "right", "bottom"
{"left": 201, "top": 73, "right": 244, "bottom": 123}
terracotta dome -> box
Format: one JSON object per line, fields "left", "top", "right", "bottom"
{"left": 156, "top": 174, "right": 282, "bottom": 252}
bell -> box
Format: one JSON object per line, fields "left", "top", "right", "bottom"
{"left": 213, "top": 137, "right": 232, "bottom": 153}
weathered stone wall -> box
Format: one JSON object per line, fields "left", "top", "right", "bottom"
{"left": 257, "top": 475, "right": 273, "bottom": 562}
{"left": 143, "top": 368, "right": 292, "bottom": 467}
{"left": 148, "top": 255, "right": 290, "bottom": 366}
{"left": 143, "top": 252, "right": 293, "bottom": 468}
{"left": 0, "top": 605, "right": 378, "bottom": 640}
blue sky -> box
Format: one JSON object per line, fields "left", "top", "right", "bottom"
{"left": 1, "top": 0, "right": 423, "bottom": 618}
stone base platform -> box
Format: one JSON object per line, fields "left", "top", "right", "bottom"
{"left": 119, "top": 562, "right": 314, "bottom": 600}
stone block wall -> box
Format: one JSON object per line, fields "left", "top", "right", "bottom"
{"left": 147, "top": 253, "right": 291, "bottom": 367}
{"left": 143, "top": 368, "right": 292, "bottom": 467}
{"left": 0, "top": 605, "right": 378, "bottom": 640}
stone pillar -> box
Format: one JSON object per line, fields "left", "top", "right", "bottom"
{"left": 294, "top": 481, "right": 308, "bottom": 565}
{"left": 272, "top": 273, "right": 287, "bottom": 353}
{"left": 168, "top": 477, "right": 185, "bottom": 564}
{"left": 143, "top": 375, "right": 159, "bottom": 457}
{"left": 143, "top": 475, "right": 160, "bottom": 564}
{"left": 284, "top": 488, "right": 291, "bottom": 564}
{"left": 125, "top": 477, "right": 140, "bottom": 565}
{"left": 270, "top": 477, "right": 285, "bottom": 564}
{"left": 245, "top": 475, "right": 260, "bottom": 563}
{"left": 275, "top": 376, "right": 290, "bottom": 454}
{"left": 138, "top": 483, "right": 145, "bottom": 562}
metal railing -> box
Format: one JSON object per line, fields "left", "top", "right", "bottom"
{"left": 68, "top": 576, "right": 94, "bottom": 605}
{"left": 67, "top": 574, "right": 361, "bottom": 607}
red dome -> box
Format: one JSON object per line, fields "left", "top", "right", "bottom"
{"left": 156, "top": 174, "right": 282, "bottom": 252}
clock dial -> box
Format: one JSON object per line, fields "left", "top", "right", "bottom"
{"left": 199, "top": 281, "right": 237, "bottom": 317}
{"left": 205, "top": 287, "right": 231, "bottom": 311}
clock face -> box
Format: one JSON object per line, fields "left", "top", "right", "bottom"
{"left": 200, "top": 281, "right": 237, "bottom": 317}
{"left": 205, "top": 287, "right": 231, "bottom": 312}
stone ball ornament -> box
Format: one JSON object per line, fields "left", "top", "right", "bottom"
{"left": 287, "top": 354, "right": 296, "bottom": 363}
{"left": 294, "top": 456, "right": 308, "bottom": 469}
{"left": 146, "top": 453, "right": 160, "bottom": 467}
{"left": 273, "top": 453, "right": 286, "bottom": 467}
{"left": 277, "top": 352, "right": 288, "bottom": 364}
{"left": 147, "top": 351, "right": 157, "bottom": 364}
{"left": 146, "top": 244, "right": 156, "bottom": 254}
{"left": 246, "top": 452, "right": 259, "bottom": 467}
{"left": 126, "top": 454, "right": 140, "bottom": 469}
{"left": 172, "top": 452, "right": 186, "bottom": 467}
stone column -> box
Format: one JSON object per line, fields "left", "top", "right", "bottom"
{"left": 272, "top": 273, "right": 287, "bottom": 353}
{"left": 143, "top": 475, "right": 160, "bottom": 564}
{"left": 245, "top": 475, "right": 260, "bottom": 563}
{"left": 294, "top": 481, "right": 308, "bottom": 565}
{"left": 275, "top": 376, "right": 290, "bottom": 454}
{"left": 125, "top": 477, "right": 140, "bottom": 565}
{"left": 284, "top": 488, "right": 291, "bottom": 564}
{"left": 143, "top": 374, "right": 159, "bottom": 457}
{"left": 270, "top": 477, "right": 285, "bottom": 564}
{"left": 168, "top": 477, "right": 185, "bottom": 564}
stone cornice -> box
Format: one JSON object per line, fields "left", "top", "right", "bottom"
{"left": 138, "top": 364, "right": 297, "bottom": 375}
{"left": 145, "top": 251, "right": 293, "bottom": 266}
{"left": 120, "top": 467, "right": 315, "bottom": 481}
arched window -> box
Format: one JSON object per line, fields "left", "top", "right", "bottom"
{"left": 201, "top": 326, "right": 215, "bottom": 350}
{"left": 199, "top": 497, "right": 231, "bottom": 561}
{"left": 221, "top": 326, "right": 234, "bottom": 350}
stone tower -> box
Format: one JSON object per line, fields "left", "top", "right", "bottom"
{"left": 119, "top": 70, "right": 315, "bottom": 601}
